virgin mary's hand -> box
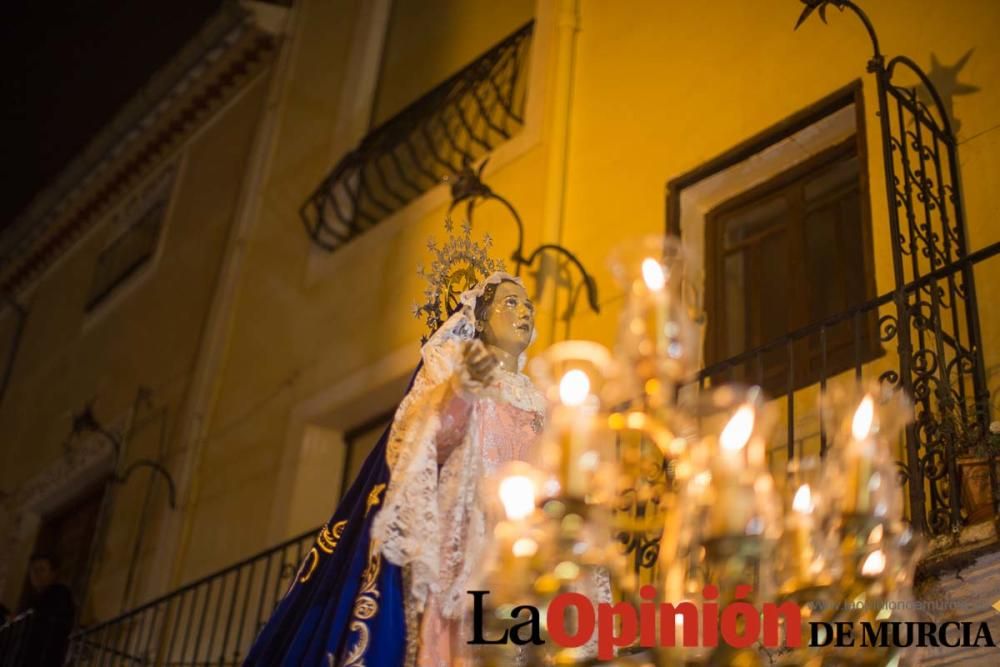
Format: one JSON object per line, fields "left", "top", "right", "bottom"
{"left": 462, "top": 339, "right": 498, "bottom": 388}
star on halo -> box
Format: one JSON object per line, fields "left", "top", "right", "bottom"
{"left": 413, "top": 217, "right": 506, "bottom": 342}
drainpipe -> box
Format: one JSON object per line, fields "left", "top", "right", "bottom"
{"left": 538, "top": 0, "right": 581, "bottom": 348}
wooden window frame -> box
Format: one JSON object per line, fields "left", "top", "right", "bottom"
{"left": 703, "top": 135, "right": 882, "bottom": 396}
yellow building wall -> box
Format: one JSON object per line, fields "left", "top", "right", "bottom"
{"left": 169, "top": 0, "right": 557, "bottom": 583}
{"left": 372, "top": 0, "right": 534, "bottom": 124}
{"left": 0, "top": 72, "right": 271, "bottom": 619}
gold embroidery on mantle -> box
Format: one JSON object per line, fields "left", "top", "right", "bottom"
{"left": 342, "top": 536, "right": 383, "bottom": 666}
{"left": 297, "top": 549, "right": 319, "bottom": 584}
{"left": 319, "top": 520, "right": 348, "bottom": 554}
{"left": 298, "top": 519, "right": 348, "bottom": 584}
{"left": 365, "top": 483, "right": 387, "bottom": 516}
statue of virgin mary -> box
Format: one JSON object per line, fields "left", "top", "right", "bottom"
{"left": 244, "top": 266, "right": 543, "bottom": 666}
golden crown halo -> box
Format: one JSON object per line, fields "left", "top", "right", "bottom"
{"left": 412, "top": 217, "right": 506, "bottom": 343}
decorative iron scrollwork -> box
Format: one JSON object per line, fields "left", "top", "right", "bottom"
{"left": 302, "top": 21, "right": 534, "bottom": 252}
{"left": 797, "top": 0, "right": 992, "bottom": 535}
{"left": 448, "top": 158, "right": 600, "bottom": 323}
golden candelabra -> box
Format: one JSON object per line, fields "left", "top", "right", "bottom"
{"left": 474, "top": 236, "right": 921, "bottom": 666}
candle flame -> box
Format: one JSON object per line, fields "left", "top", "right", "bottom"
{"left": 792, "top": 484, "right": 814, "bottom": 514}
{"left": 512, "top": 537, "right": 538, "bottom": 557}
{"left": 499, "top": 475, "right": 536, "bottom": 520}
{"left": 861, "top": 549, "right": 886, "bottom": 577}
{"left": 559, "top": 369, "right": 591, "bottom": 406}
{"left": 720, "top": 405, "right": 755, "bottom": 452}
{"left": 852, "top": 395, "right": 875, "bottom": 440}
{"left": 641, "top": 258, "right": 666, "bottom": 290}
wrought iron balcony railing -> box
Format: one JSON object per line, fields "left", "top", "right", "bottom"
{"left": 617, "top": 241, "right": 1000, "bottom": 589}
{"left": 302, "top": 20, "right": 534, "bottom": 252}
{"left": 65, "top": 529, "right": 315, "bottom": 666}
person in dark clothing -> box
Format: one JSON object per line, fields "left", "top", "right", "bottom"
{"left": 18, "top": 553, "right": 75, "bottom": 667}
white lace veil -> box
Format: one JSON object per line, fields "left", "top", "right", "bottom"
{"left": 422, "top": 270, "right": 534, "bottom": 372}
{"left": 372, "top": 270, "right": 535, "bottom": 618}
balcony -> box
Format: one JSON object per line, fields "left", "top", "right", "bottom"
{"left": 301, "top": 20, "right": 534, "bottom": 252}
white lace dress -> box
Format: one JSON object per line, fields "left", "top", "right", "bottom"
{"left": 372, "top": 336, "right": 545, "bottom": 667}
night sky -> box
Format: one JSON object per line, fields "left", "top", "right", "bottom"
{"left": 0, "top": 0, "right": 223, "bottom": 231}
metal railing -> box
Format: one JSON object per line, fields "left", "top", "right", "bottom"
{"left": 1, "top": 612, "right": 35, "bottom": 667}
{"left": 65, "top": 529, "right": 315, "bottom": 666}
{"left": 1, "top": 610, "right": 72, "bottom": 667}
{"left": 301, "top": 20, "right": 534, "bottom": 251}
{"left": 705, "top": 240, "right": 998, "bottom": 526}
{"left": 617, "top": 241, "right": 1000, "bottom": 589}
{"left": 793, "top": 1, "right": 993, "bottom": 537}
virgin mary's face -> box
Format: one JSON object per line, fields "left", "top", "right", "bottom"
{"left": 481, "top": 282, "right": 534, "bottom": 357}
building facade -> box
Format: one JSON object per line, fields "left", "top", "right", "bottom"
{"left": 1, "top": 0, "right": 998, "bottom": 662}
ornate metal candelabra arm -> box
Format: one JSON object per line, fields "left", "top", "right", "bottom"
{"left": 447, "top": 159, "right": 600, "bottom": 317}
{"left": 795, "top": 0, "right": 882, "bottom": 62}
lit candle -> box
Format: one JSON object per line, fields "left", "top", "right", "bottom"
{"left": 709, "top": 404, "right": 757, "bottom": 536}
{"left": 711, "top": 482, "right": 756, "bottom": 538}
{"left": 495, "top": 473, "right": 538, "bottom": 579}
{"left": 860, "top": 548, "right": 886, "bottom": 578}
{"left": 641, "top": 257, "right": 666, "bottom": 291}
{"left": 845, "top": 395, "right": 876, "bottom": 514}
{"left": 558, "top": 369, "right": 592, "bottom": 498}
{"left": 608, "top": 238, "right": 693, "bottom": 397}
{"left": 641, "top": 257, "right": 669, "bottom": 366}
{"left": 499, "top": 474, "right": 536, "bottom": 521}
{"left": 719, "top": 404, "right": 754, "bottom": 474}
{"left": 623, "top": 256, "right": 673, "bottom": 392}
{"left": 789, "top": 483, "right": 816, "bottom": 581}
